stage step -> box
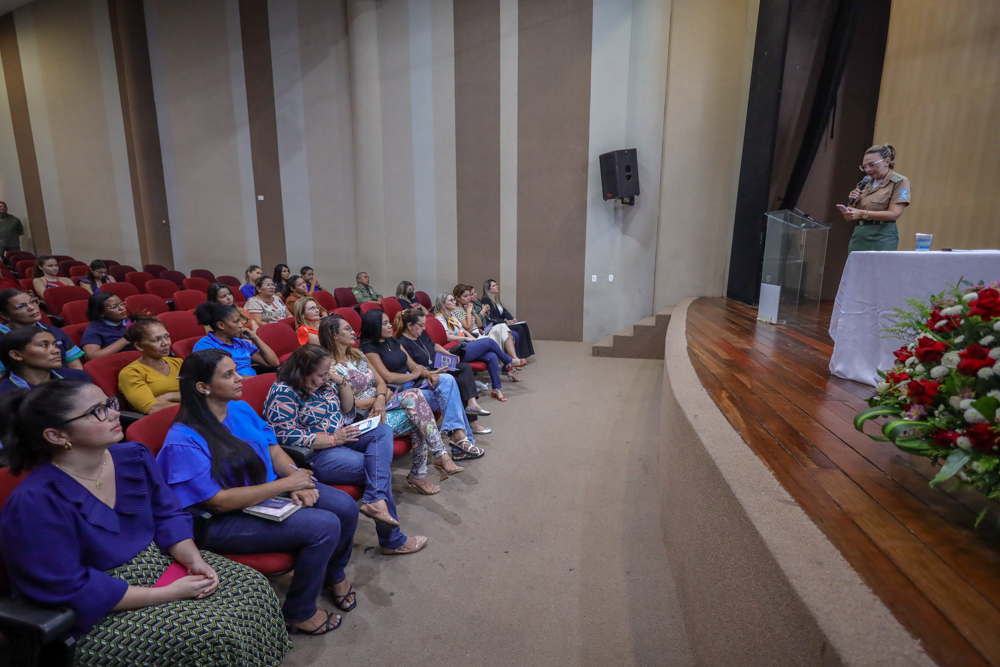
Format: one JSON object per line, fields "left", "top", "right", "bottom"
{"left": 591, "top": 308, "right": 672, "bottom": 359}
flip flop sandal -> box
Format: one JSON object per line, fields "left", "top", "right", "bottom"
{"left": 286, "top": 610, "right": 342, "bottom": 635}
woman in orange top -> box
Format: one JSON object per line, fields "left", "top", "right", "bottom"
{"left": 294, "top": 297, "right": 323, "bottom": 346}
{"left": 284, "top": 276, "right": 328, "bottom": 316}
{"left": 206, "top": 282, "right": 258, "bottom": 334}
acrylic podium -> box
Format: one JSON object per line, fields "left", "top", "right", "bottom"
{"left": 757, "top": 210, "right": 831, "bottom": 324}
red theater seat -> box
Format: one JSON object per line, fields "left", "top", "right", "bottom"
{"left": 62, "top": 300, "right": 90, "bottom": 325}
{"left": 382, "top": 296, "right": 402, "bottom": 321}
{"left": 100, "top": 281, "right": 140, "bottom": 300}
{"left": 144, "top": 279, "right": 179, "bottom": 301}
{"left": 126, "top": 271, "right": 156, "bottom": 294}
{"left": 160, "top": 270, "right": 186, "bottom": 288}
{"left": 334, "top": 288, "right": 357, "bottom": 308}
{"left": 279, "top": 316, "right": 295, "bottom": 329}
{"left": 108, "top": 264, "right": 136, "bottom": 282}
{"left": 171, "top": 336, "right": 201, "bottom": 359}
{"left": 58, "top": 260, "right": 86, "bottom": 278}
{"left": 257, "top": 323, "right": 299, "bottom": 363}
{"left": 240, "top": 373, "right": 276, "bottom": 415}
{"left": 415, "top": 291, "right": 432, "bottom": 310}
{"left": 216, "top": 275, "right": 241, "bottom": 288}
{"left": 333, "top": 307, "right": 361, "bottom": 334}
{"left": 61, "top": 322, "right": 88, "bottom": 346}
{"left": 83, "top": 351, "right": 142, "bottom": 408}
{"left": 15, "top": 260, "right": 33, "bottom": 279}
{"left": 125, "top": 294, "right": 169, "bottom": 317}
{"left": 69, "top": 265, "right": 90, "bottom": 279}
{"left": 360, "top": 302, "right": 382, "bottom": 315}
{"left": 42, "top": 285, "right": 90, "bottom": 317}
{"left": 172, "top": 290, "right": 206, "bottom": 311}
{"left": 190, "top": 269, "right": 216, "bottom": 282}
{"left": 143, "top": 264, "right": 168, "bottom": 278}
{"left": 159, "top": 310, "right": 204, "bottom": 342}
{"left": 183, "top": 277, "right": 211, "bottom": 293}
{"left": 425, "top": 317, "right": 486, "bottom": 372}
{"left": 313, "top": 290, "right": 337, "bottom": 312}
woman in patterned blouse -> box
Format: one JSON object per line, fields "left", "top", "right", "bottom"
{"left": 263, "top": 345, "right": 427, "bottom": 555}
{"left": 318, "top": 315, "right": 463, "bottom": 495}
{"left": 244, "top": 276, "right": 287, "bottom": 326}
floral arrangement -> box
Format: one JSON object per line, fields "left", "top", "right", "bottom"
{"left": 855, "top": 280, "right": 1000, "bottom": 525}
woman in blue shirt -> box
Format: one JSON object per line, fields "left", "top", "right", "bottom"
{"left": 0, "top": 326, "right": 92, "bottom": 395}
{"left": 192, "top": 302, "right": 278, "bottom": 377}
{"left": 158, "top": 349, "right": 359, "bottom": 635}
{"left": 0, "top": 380, "right": 290, "bottom": 665}
{"left": 76, "top": 259, "right": 116, "bottom": 294}
{"left": 0, "top": 288, "right": 85, "bottom": 373}
{"left": 81, "top": 291, "right": 134, "bottom": 361}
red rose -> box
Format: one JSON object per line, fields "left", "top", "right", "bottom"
{"left": 913, "top": 336, "right": 947, "bottom": 363}
{"left": 933, "top": 429, "right": 958, "bottom": 448}
{"left": 964, "top": 424, "right": 999, "bottom": 452}
{"left": 969, "top": 288, "right": 1000, "bottom": 321}
{"left": 926, "top": 309, "right": 961, "bottom": 332}
{"left": 906, "top": 379, "right": 940, "bottom": 405}
{"left": 957, "top": 344, "right": 994, "bottom": 376}
{"left": 893, "top": 346, "right": 913, "bottom": 363}
{"left": 886, "top": 371, "right": 910, "bottom": 385}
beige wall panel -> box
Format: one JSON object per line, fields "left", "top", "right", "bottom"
{"left": 874, "top": 0, "right": 1000, "bottom": 251}
{"left": 652, "top": 0, "right": 757, "bottom": 311}
{"left": 149, "top": 0, "right": 250, "bottom": 278}
{"left": 431, "top": 0, "right": 457, "bottom": 296}
{"left": 0, "top": 45, "right": 28, "bottom": 243}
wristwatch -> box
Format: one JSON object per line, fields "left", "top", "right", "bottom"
{"left": 862, "top": 210, "right": 870, "bottom": 220}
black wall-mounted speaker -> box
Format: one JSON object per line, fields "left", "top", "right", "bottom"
{"left": 599, "top": 148, "right": 640, "bottom": 200}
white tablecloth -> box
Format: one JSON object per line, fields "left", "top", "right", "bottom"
{"left": 829, "top": 250, "right": 1000, "bottom": 385}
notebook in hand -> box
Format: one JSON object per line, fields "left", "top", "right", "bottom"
{"left": 243, "top": 496, "right": 301, "bottom": 522}
{"left": 434, "top": 351, "right": 460, "bottom": 371}
{"left": 353, "top": 414, "right": 382, "bottom": 434}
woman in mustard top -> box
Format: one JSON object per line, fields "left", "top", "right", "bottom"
{"left": 118, "top": 317, "right": 183, "bottom": 414}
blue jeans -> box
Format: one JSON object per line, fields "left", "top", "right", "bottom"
{"left": 306, "top": 424, "right": 407, "bottom": 550}
{"left": 420, "top": 373, "right": 475, "bottom": 445}
{"left": 461, "top": 337, "right": 512, "bottom": 389}
{"left": 199, "top": 483, "right": 359, "bottom": 623}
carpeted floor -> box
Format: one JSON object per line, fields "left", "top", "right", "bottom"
{"left": 279, "top": 341, "right": 694, "bottom": 666}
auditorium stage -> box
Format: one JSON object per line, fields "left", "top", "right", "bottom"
{"left": 685, "top": 297, "right": 1000, "bottom": 667}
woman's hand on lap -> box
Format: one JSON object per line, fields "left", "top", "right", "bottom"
{"left": 185, "top": 558, "right": 219, "bottom": 597}
{"left": 291, "top": 489, "right": 319, "bottom": 508}
{"left": 333, "top": 424, "right": 361, "bottom": 445}
{"left": 282, "top": 468, "right": 316, "bottom": 492}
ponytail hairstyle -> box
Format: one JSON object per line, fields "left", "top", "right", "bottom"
{"left": 242, "top": 265, "right": 261, "bottom": 286}
{"left": 174, "top": 350, "right": 267, "bottom": 488}
{"left": 0, "top": 381, "right": 91, "bottom": 474}
{"left": 34, "top": 255, "right": 56, "bottom": 276}
{"left": 86, "top": 260, "right": 109, "bottom": 287}
{"left": 194, "top": 302, "right": 238, "bottom": 333}
{"left": 283, "top": 275, "right": 305, "bottom": 300}
{"left": 393, "top": 308, "right": 423, "bottom": 338}
{"left": 864, "top": 144, "right": 896, "bottom": 169}
{"left": 319, "top": 314, "right": 362, "bottom": 363}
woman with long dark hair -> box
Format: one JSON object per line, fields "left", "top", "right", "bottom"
{"left": 0, "top": 326, "right": 91, "bottom": 395}
{"left": 157, "top": 349, "right": 359, "bottom": 635}
{"left": 193, "top": 302, "right": 278, "bottom": 377}
{"left": 272, "top": 263, "right": 291, "bottom": 294}
{"left": 481, "top": 278, "right": 534, "bottom": 360}
{"left": 77, "top": 259, "right": 116, "bottom": 294}
{"left": 206, "top": 282, "right": 257, "bottom": 333}
{"left": 80, "top": 291, "right": 133, "bottom": 361}
{"left": 0, "top": 380, "right": 290, "bottom": 664}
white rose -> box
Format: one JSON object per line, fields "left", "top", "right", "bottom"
{"left": 994, "top": 320, "right": 1000, "bottom": 332}
{"left": 957, "top": 436, "right": 972, "bottom": 451}
{"left": 960, "top": 399, "right": 975, "bottom": 410}
{"left": 979, "top": 366, "right": 994, "bottom": 379}
{"left": 941, "top": 305, "right": 963, "bottom": 316}
{"left": 876, "top": 382, "right": 890, "bottom": 394}
{"left": 972, "top": 460, "right": 985, "bottom": 473}
{"left": 950, "top": 395, "right": 964, "bottom": 409}
{"left": 963, "top": 292, "right": 979, "bottom": 302}
{"left": 930, "top": 365, "right": 950, "bottom": 379}
{"left": 991, "top": 348, "right": 1000, "bottom": 360}
{"left": 981, "top": 335, "right": 995, "bottom": 346}
{"left": 915, "top": 364, "right": 927, "bottom": 374}
{"left": 955, "top": 336, "right": 965, "bottom": 345}
{"left": 994, "top": 360, "right": 1000, "bottom": 375}
{"left": 964, "top": 407, "right": 988, "bottom": 424}
{"left": 942, "top": 352, "right": 961, "bottom": 369}
{"left": 905, "top": 356, "right": 917, "bottom": 367}
{"left": 989, "top": 390, "right": 1000, "bottom": 400}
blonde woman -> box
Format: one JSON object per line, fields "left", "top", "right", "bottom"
{"left": 294, "top": 297, "right": 323, "bottom": 346}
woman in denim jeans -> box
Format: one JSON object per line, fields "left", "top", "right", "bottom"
{"left": 264, "top": 345, "right": 428, "bottom": 556}
{"left": 157, "top": 349, "right": 357, "bottom": 636}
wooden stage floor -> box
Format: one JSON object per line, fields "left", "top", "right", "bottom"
{"left": 686, "top": 297, "right": 1000, "bottom": 667}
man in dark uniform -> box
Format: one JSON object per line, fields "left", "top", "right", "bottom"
{"left": 0, "top": 201, "right": 24, "bottom": 259}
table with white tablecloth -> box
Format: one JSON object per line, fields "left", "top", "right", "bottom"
{"left": 829, "top": 250, "right": 1000, "bottom": 385}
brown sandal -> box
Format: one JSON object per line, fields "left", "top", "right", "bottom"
{"left": 406, "top": 474, "right": 441, "bottom": 495}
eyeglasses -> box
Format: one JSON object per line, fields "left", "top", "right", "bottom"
{"left": 60, "top": 397, "right": 120, "bottom": 424}
{"left": 11, "top": 297, "right": 40, "bottom": 311}
{"left": 106, "top": 301, "right": 127, "bottom": 310}
{"left": 859, "top": 158, "right": 887, "bottom": 171}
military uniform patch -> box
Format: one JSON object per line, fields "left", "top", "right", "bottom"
{"left": 899, "top": 188, "right": 909, "bottom": 200}
{"left": 890, "top": 174, "right": 903, "bottom": 183}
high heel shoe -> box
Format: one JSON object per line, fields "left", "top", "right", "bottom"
{"left": 433, "top": 453, "right": 465, "bottom": 480}
{"left": 406, "top": 474, "right": 441, "bottom": 495}
{"left": 491, "top": 389, "right": 507, "bottom": 402}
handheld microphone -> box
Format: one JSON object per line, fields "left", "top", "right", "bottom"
{"left": 848, "top": 176, "right": 871, "bottom": 206}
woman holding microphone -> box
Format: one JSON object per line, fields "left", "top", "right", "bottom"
{"left": 838, "top": 144, "right": 911, "bottom": 252}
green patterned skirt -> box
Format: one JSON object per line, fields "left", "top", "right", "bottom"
{"left": 74, "top": 544, "right": 291, "bottom": 667}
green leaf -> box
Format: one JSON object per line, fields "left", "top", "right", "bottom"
{"left": 854, "top": 406, "right": 902, "bottom": 434}
{"left": 893, "top": 437, "right": 941, "bottom": 455}
{"left": 971, "top": 396, "right": 1000, "bottom": 425}
{"left": 930, "top": 450, "right": 971, "bottom": 487}
{"left": 882, "top": 418, "right": 936, "bottom": 443}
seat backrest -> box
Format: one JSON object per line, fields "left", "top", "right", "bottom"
{"left": 124, "top": 294, "right": 169, "bottom": 317}
{"left": 313, "top": 290, "right": 337, "bottom": 312}
{"left": 99, "top": 281, "right": 140, "bottom": 300}
{"left": 18, "top": 278, "right": 33, "bottom": 292}
{"left": 58, "top": 260, "right": 86, "bottom": 277}
{"left": 158, "top": 310, "right": 204, "bottom": 342}
{"left": 108, "top": 264, "right": 136, "bottom": 282}
{"left": 0, "top": 277, "right": 19, "bottom": 291}
{"left": 190, "top": 269, "right": 216, "bottom": 282}
{"left": 143, "top": 264, "right": 169, "bottom": 278}
{"left": 172, "top": 289, "right": 207, "bottom": 311}
{"left": 160, "top": 270, "right": 186, "bottom": 288}
{"left": 425, "top": 315, "right": 448, "bottom": 347}
{"left": 126, "top": 271, "right": 155, "bottom": 293}
{"left": 334, "top": 287, "right": 358, "bottom": 308}
{"left": 15, "top": 260, "right": 33, "bottom": 279}
{"left": 171, "top": 336, "right": 202, "bottom": 359}
{"left": 52, "top": 255, "right": 74, "bottom": 264}
{"left": 126, "top": 405, "right": 180, "bottom": 456}
{"left": 62, "top": 300, "right": 90, "bottom": 325}
{"left": 279, "top": 316, "right": 295, "bottom": 329}
{"left": 241, "top": 373, "right": 277, "bottom": 417}
{"left": 360, "top": 301, "right": 383, "bottom": 315}
{"left": 183, "top": 277, "right": 211, "bottom": 293}
{"left": 61, "top": 322, "right": 89, "bottom": 346}
{"left": 216, "top": 275, "right": 241, "bottom": 288}
{"left": 257, "top": 323, "right": 299, "bottom": 359}
{"left": 333, "top": 307, "right": 361, "bottom": 334}
{"left": 233, "top": 289, "right": 247, "bottom": 305}
{"left": 415, "top": 290, "right": 432, "bottom": 310}
{"left": 69, "top": 265, "right": 90, "bottom": 279}
{"left": 382, "top": 296, "right": 403, "bottom": 322}
{"left": 101, "top": 259, "right": 120, "bottom": 268}
{"left": 144, "top": 279, "right": 179, "bottom": 301}
{"left": 83, "top": 350, "right": 143, "bottom": 405}
{"left": 42, "top": 285, "right": 91, "bottom": 317}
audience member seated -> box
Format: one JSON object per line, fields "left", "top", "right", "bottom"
{"left": 395, "top": 308, "right": 492, "bottom": 435}
{"left": 0, "top": 380, "right": 291, "bottom": 664}
{"left": 272, "top": 263, "right": 291, "bottom": 294}
{"left": 434, "top": 293, "right": 518, "bottom": 401}
{"left": 359, "top": 309, "right": 484, "bottom": 459}
{"left": 0, "top": 288, "right": 84, "bottom": 373}
{"left": 319, "top": 315, "right": 462, "bottom": 494}
{"left": 352, "top": 271, "right": 381, "bottom": 304}
{"left": 395, "top": 280, "right": 427, "bottom": 314}
{"left": 0, "top": 326, "right": 92, "bottom": 395}
{"left": 76, "top": 259, "right": 117, "bottom": 294}
{"left": 245, "top": 276, "right": 287, "bottom": 326}
{"left": 81, "top": 292, "right": 134, "bottom": 361}
{"left": 118, "top": 317, "right": 182, "bottom": 414}
{"left": 31, "top": 255, "right": 74, "bottom": 299}
{"left": 207, "top": 281, "right": 257, "bottom": 333}
{"left": 264, "top": 345, "right": 428, "bottom": 555}
{"left": 284, "top": 275, "right": 327, "bottom": 315}
{"left": 294, "top": 297, "right": 323, "bottom": 346}
{"left": 193, "top": 302, "right": 279, "bottom": 377}
{"left": 481, "top": 278, "right": 534, "bottom": 360}
{"left": 240, "top": 264, "right": 263, "bottom": 300}
{"left": 453, "top": 284, "right": 524, "bottom": 367}
{"left": 300, "top": 266, "right": 323, "bottom": 294}
{"left": 157, "top": 350, "right": 358, "bottom": 635}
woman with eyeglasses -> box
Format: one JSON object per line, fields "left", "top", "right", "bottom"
{"left": 0, "top": 326, "right": 92, "bottom": 395}
{"left": 158, "top": 350, "right": 359, "bottom": 636}
{"left": 0, "top": 288, "right": 84, "bottom": 374}
{"left": 245, "top": 276, "right": 287, "bottom": 326}
{"left": 118, "top": 317, "right": 183, "bottom": 414}
{"left": 839, "top": 144, "right": 911, "bottom": 252}
{"left": 81, "top": 292, "right": 134, "bottom": 361}
{"left": 76, "top": 260, "right": 117, "bottom": 294}
{"left": 0, "top": 381, "right": 291, "bottom": 664}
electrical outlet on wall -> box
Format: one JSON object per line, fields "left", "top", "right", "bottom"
{"left": 591, "top": 275, "right": 597, "bottom": 282}
{"left": 608, "top": 275, "right": 614, "bottom": 283}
